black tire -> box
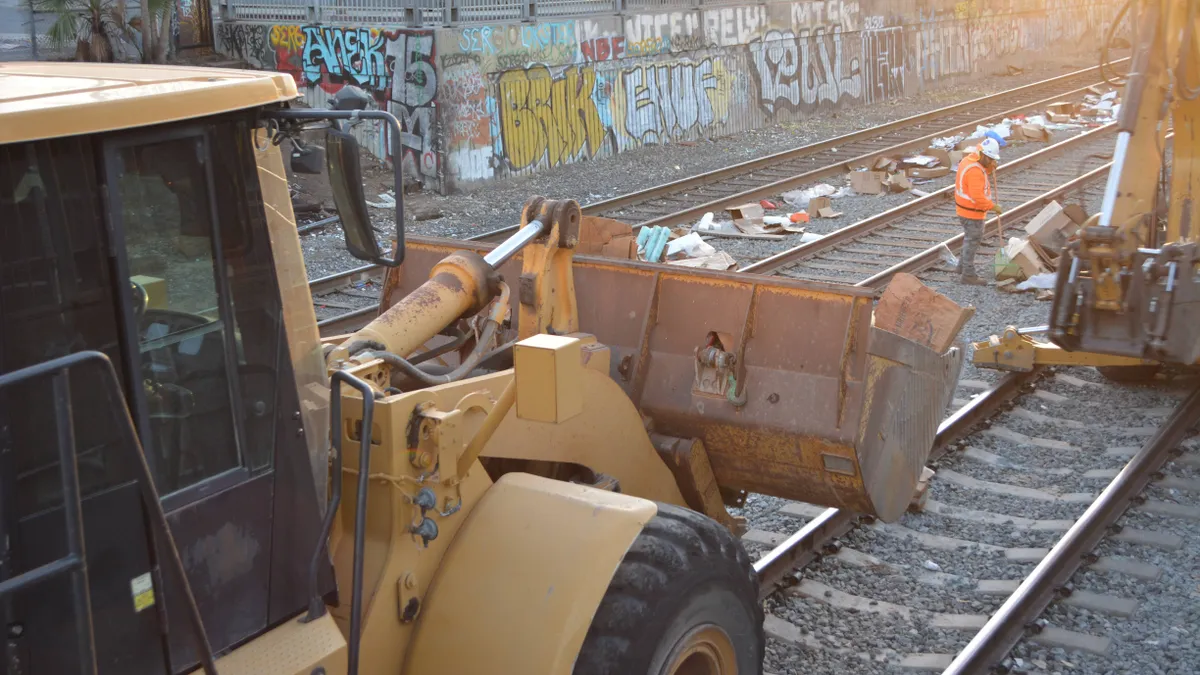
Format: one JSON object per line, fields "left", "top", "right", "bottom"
{"left": 574, "top": 503, "right": 764, "bottom": 675}
{"left": 1096, "top": 364, "right": 1163, "bottom": 383}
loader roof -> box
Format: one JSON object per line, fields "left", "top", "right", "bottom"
{"left": 0, "top": 62, "right": 299, "bottom": 144}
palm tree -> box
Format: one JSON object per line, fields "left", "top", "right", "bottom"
{"left": 30, "top": 0, "right": 121, "bottom": 62}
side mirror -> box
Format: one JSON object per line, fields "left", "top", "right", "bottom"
{"left": 325, "top": 127, "right": 395, "bottom": 266}
{"left": 290, "top": 141, "right": 324, "bottom": 175}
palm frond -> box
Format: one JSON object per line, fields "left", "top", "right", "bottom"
{"left": 43, "top": 11, "right": 82, "bottom": 50}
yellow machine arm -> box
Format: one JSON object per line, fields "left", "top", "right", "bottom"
{"left": 972, "top": 326, "right": 1156, "bottom": 372}
{"left": 1048, "top": 0, "right": 1200, "bottom": 364}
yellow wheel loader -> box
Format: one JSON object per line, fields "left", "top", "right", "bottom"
{"left": 0, "top": 61, "right": 961, "bottom": 675}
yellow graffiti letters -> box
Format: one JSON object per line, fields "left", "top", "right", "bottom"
{"left": 498, "top": 65, "right": 604, "bottom": 170}
{"left": 270, "top": 24, "right": 306, "bottom": 52}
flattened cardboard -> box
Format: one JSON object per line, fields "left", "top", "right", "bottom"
{"left": 1046, "top": 112, "right": 1072, "bottom": 124}
{"left": 874, "top": 273, "right": 975, "bottom": 353}
{"left": 850, "top": 171, "right": 886, "bottom": 194}
{"left": 887, "top": 172, "right": 913, "bottom": 192}
{"left": 817, "top": 207, "right": 842, "bottom": 218}
{"left": 906, "top": 166, "right": 951, "bottom": 179}
{"left": 578, "top": 216, "right": 637, "bottom": 259}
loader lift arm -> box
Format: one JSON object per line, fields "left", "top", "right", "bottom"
{"left": 1046, "top": 0, "right": 1200, "bottom": 364}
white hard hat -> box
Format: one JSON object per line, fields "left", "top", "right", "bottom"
{"left": 980, "top": 137, "right": 1001, "bottom": 160}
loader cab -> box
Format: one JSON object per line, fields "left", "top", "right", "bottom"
{"left": 0, "top": 64, "right": 397, "bottom": 674}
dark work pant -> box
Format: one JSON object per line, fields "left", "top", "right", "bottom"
{"left": 959, "top": 216, "right": 984, "bottom": 277}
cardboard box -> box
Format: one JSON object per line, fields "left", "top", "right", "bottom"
{"left": 906, "top": 166, "right": 951, "bottom": 179}
{"left": 1003, "top": 237, "right": 1049, "bottom": 279}
{"left": 1062, "top": 203, "right": 1088, "bottom": 225}
{"left": 806, "top": 197, "right": 841, "bottom": 218}
{"left": 1046, "top": 101, "right": 1075, "bottom": 115}
{"left": 1015, "top": 124, "right": 1051, "bottom": 141}
{"left": 872, "top": 156, "right": 895, "bottom": 171}
{"left": 950, "top": 150, "right": 964, "bottom": 166}
{"left": 1046, "top": 112, "right": 1072, "bottom": 124}
{"left": 925, "top": 148, "right": 952, "bottom": 166}
{"left": 1024, "top": 201, "right": 1075, "bottom": 250}
{"left": 850, "top": 171, "right": 887, "bottom": 194}
{"left": 578, "top": 216, "right": 637, "bottom": 259}
{"left": 874, "top": 273, "right": 976, "bottom": 353}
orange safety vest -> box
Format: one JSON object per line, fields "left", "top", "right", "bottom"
{"left": 955, "top": 153, "right": 994, "bottom": 220}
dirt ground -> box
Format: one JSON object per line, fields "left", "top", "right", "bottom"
{"left": 289, "top": 50, "right": 1123, "bottom": 279}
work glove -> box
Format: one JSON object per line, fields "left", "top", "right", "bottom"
{"left": 990, "top": 204, "right": 1003, "bottom": 215}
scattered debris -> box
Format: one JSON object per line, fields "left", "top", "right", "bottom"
{"left": 1006, "top": 65, "right": 1024, "bottom": 76}
{"left": 923, "top": 560, "right": 942, "bottom": 572}
{"left": 578, "top": 216, "right": 637, "bottom": 259}
{"left": 1024, "top": 200, "right": 1078, "bottom": 249}
{"left": 667, "top": 251, "right": 738, "bottom": 271}
{"left": 1016, "top": 272, "right": 1058, "bottom": 291}
{"left": 665, "top": 232, "right": 716, "bottom": 259}
{"left": 781, "top": 183, "right": 839, "bottom": 208}
{"left": 806, "top": 196, "right": 842, "bottom": 219}
{"left": 637, "top": 225, "right": 672, "bottom": 262}
{"left": 850, "top": 170, "right": 887, "bottom": 194}
{"left": 760, "top": 199, "right": 778, "bottom": 210}
{"left": 909, "top": 467, "right": 936, "bottom": 513}
{"left": 366, "top": 191, "right": 397, "bottom": 209}
{"left": 875, "top": 273, "right": 975, "bottom": 353}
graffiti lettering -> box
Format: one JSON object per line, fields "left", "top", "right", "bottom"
{"left": 790, "top": 0, "right": 862, "bottom": 31}
{"left": 386, "top": 30, "right": 438, "bottom": 178}
{"left": 704, "top": 6, "right": 766, "bottom": 46}
{"left": 217, "top": 24, "right": 268, "bottom": 65}
{"left": 750, "top": 28, "right": 862, "bottom": 113}
{"left": 269, "top": 24, "right": 305, "bottom": 51}
{"left": 580, "top": 36, "right": 625, "bottom": 62}
{"left": 458, "top": 26, "right": 496, "bottom": 54}
{"left": 497, "top": 65, "right": 605, "bottom": 171}
{"left": 521, "top": 22, "right": 574, "bottom": 50}
{"left": 622, "top": 59, "right": 729, "bottom": 144}
{"left": 862, "top": 27, "right": 905, "bottom": 103}
{"left": 624, "top": 11, "right": 703, "bottom": 53}
{"left": 302, "top": 26, "right": 389, "bottom": 92}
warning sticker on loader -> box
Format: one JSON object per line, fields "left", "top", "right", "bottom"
{"left": 131, "top": 573, "right": 155, "bottom": 613}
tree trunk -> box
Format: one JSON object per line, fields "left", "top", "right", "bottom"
{"left": 138, "top": 0, "right": 151, "bottom": 62}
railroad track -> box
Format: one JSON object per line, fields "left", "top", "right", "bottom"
{"left": 747, "top": 360, "right": 1200, "bottom": 673}
{"left": 308, "top": 64, "right": 1128, "bottom": 333}
{"left": 310, "top": 121, "right": 1119, "bottom": 335}
{"left": 742, "top": 123, "right": 1118, "bottom": 287}
{"left": 470, "top": 61, "right": 1127, "bottom": 239}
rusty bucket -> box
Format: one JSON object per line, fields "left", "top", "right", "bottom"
{"left": 376, "top": 237, "right": 962, "bottom": 522}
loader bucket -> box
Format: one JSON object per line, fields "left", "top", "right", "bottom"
{"left": 377, "top": 237, "right": 962, "bottom": 522}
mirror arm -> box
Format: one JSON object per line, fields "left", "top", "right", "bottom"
{"left": 263, "top": 108, "right": 406, "bottom": 266}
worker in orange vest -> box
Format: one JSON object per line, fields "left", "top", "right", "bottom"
{"left": 954, "top": 136, "right": 1003, "bottom": 285}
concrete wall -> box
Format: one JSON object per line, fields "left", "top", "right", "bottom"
{"left": 214, "top": 0, "right": 1119, "bottom": 193}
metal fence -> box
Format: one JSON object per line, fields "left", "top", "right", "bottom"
{"left": 220, "top": 0, "right": 772, "bottom": 26}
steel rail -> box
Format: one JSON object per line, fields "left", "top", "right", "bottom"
{"left": 470, "top": 62, "right": 1127, "bottom": 241}
{"left": 941, "top": 382, "right": 1200, "bottom": 674}
{"left": 855, "top": 128, "right": 1175, "bottom": 289}
{"left": 856, "top": 162, "right": 1113, "bottom": 288}
{"left": 742, "top": 122, "right": 1116, "bottom": 276}
{"left": 753, "top": 370, "right": 1038, "bottom": 599}
{"left": 309, "top": 264, "right": 381, "bottom": 296}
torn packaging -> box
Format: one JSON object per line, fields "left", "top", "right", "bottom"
{"left": 905, "top": 166, "right": 950, "bottom": 179}
{"left": 874, "top": 273, "right": 975, "bottom": 353}
{"left": 579, "top": 216, "right": 637, "bottom": 259}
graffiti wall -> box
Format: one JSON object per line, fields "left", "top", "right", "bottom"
{"left": 215, "top": 0, "right": 1121, "bottom": 193}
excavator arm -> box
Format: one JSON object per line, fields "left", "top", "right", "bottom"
{"left": 1045, "top": 0, "right": 1200, "bottom": 364}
